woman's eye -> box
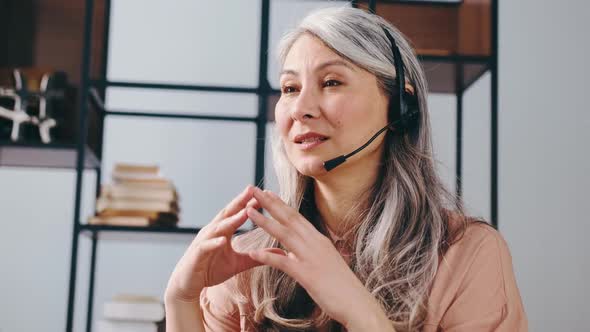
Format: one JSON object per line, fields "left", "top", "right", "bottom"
{"left": 323, "top": 79, "right": 341, "bottom": 87}
{"left": 281, "top": 86, "right": 297, "bottom": 94}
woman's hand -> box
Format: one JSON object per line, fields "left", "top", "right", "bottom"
{"left": 165, "top": 185, "right": 263, "bottom": 303}
{"left": 245, "top": 187, "right": 393, "bottom": 331}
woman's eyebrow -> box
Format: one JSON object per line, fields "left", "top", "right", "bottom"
{"left": 280, "top": 59, "right": 356, "bottom": 77}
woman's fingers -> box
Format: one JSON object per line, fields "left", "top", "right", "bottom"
{"left": 252, "top": 188, "right": 314, "bottom": 235}
{"left": 252, "top": 188, "right": 294, "bottom": 224}
{"left": 212, "top": 185, "right": 255, "bottom": 223}
{"left": 212, "top": 208, "right": 249, "bottom": 236}
{"left": 232, "top": 250, "right": 266, "bottom": 272}
{"left": 249, "top": 247, "right": 292, "bottom": 274}
{"left": 246, "top": 206, "right": 295, "bottom": 249}
{"left": 211, "top": 197, "right": 260, "bottom": 237}
{"left": 246, "top": 197, "right": 260, "bottom": 210}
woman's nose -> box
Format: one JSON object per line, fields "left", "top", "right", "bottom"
{"left": 290, "top": 87, "right": 320, "bottom": 122}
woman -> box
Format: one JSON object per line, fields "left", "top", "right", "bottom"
{"left": 165, "top": 7, "right": 527, "bottom": 332}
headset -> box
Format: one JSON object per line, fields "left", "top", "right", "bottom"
{"left": 322, "top": 27, "right": 421, "bottom": 171}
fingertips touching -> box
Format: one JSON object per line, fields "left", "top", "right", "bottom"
{"left": 246, "top": 206, "right": 264, "bottom": 220}
{"left": 252, "top": 187, "right": 268, "bottom": 201}
{"left": 246, "top": 197, "right": 260, "bottom": 210}
{"left": 216, "top": 208, "right": 248, "bottom": 234}
{"left": 214, "top": 186, "right": 254, "bottom": 222}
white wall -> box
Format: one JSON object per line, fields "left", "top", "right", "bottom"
{"left": 498, "top": 0, "right": 590, "bottom": 330}
{"left": 0, "top": 0, "right": 588, "bottom": 331}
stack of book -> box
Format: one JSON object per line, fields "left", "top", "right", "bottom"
{"left": 88, "top": 163, "right": 180, "bottom": 227}
{"left": 95, "top": 294, "right": 166, "bottom": 332}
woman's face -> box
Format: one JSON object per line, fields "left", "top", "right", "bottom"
{"left": 275, "top": 33, "right": 389, "bottom": 177}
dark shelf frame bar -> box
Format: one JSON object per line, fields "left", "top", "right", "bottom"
{"left": 104, "top": 111, "right": 258, "bottom": 122}
{"left": 418, "top": 54, "right": 490, "bottom": 64}
{"left": 86, "top": 232, "right": 98, "bottom": 332}
{"left": 255, "top": 0, "right": 271, "bottom": 189}
{"left": 81, "top": 224, "right": 202, "bottom": 235}
{"left": 66, "top": 0, "right": 95, "bottom": 330}
{"left": 86, "top": 0, "right": 112, "bottom": 328}
{"left": 78, "top": 224, "right": 248, "bottom": 239}
{"left": 455, "top": 63, "right": 464, "bottom": 202}
{"left": 91, "top": 79, "right": 260, "bottom": 94}
{"left": 88, "top": 87, "right": 259, "bottom": 122}
{"left": 491, "top": 0, "right": 498, "bottom": 228}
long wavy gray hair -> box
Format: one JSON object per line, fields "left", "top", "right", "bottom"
{"left": 231, "top": 6, "right": 472, "bottom": 331}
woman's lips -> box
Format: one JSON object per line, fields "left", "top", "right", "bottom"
{"left": 293, "top": 132, "right": 329, "bottom": 151}
{"left": 296, "top": 138, "right": 329, "bottom": 151}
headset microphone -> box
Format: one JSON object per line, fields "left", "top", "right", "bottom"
{"left": 322, "top": 27, "right": 420, "bottom": 172}
{"left": 323, "top": 119, "right": 399, "bottom": 171}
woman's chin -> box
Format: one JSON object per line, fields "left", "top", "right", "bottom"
{"left": 294, "top": 158, "right": 328, "bottom": 177}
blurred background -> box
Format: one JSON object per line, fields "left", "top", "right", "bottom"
{"left": 0, "top": 0, "right": 588, "bottom": 331}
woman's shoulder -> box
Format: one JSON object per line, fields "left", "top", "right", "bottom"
{"left": 425, "top": 216, "right": 528, "bottom": 330}
{"left": 430, "top": 214, "right": 519, "bottom": 308}
{"left": 452, "top": 216, "right": 508, "bottom": 253}
{"left": 442, "top": 214, "right": 512, "bottom": 272}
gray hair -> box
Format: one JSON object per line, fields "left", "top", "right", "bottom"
{"left": 234, "top": 6, "right": 470, "bottom": 331}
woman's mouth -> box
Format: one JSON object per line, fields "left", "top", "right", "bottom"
{"left": 294, "top": 133, "right": 329, "bottom": 151}
{"left": 297, "top": 137, "right": 328, "bottom": 150}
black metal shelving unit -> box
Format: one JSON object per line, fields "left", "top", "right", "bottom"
{"left": 40, "top": 0, "right": 498, "bottom": 331}
{"left": 64, "top": 0, "right": 271, "bottom": 330}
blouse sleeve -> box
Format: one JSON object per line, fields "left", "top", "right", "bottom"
{"left": 439, "top": 225, "right": 528, "bottom": 332}
{"left": 199, "top": 280, "right": 241, "bottom": 331}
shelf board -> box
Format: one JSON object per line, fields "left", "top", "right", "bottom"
{"left": 356, "top": 0, "right": 463, "bottom": 6}
{"left": 0, "top": 140, "right": 100, "bottom": 169}
{"left": 419, "top": 55, "right": 491, "bottom": 94}
{"left": 79, "top": 224, "right": 250, "bottom": 237}
{"left": 80, "top": 224, "right": 201, "bottom": 235}
{"left": 362, "top": 0, "right": 491, "bottom": 57}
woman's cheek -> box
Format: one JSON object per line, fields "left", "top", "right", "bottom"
{"left": 274, "top": 109, "right": 290, "bottom": 134}
{"left": 321, "top": 99, "right": 347, "bottom": 129}
{"left": 276, "top": 120, "right": 291, "bottom": 142}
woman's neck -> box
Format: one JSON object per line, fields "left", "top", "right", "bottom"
{"left": 313, "top": 149, "right": 382, "bottom": 236}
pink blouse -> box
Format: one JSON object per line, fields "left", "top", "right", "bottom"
{"left": 199, "top": 222, "right": 528, "bottom": 331}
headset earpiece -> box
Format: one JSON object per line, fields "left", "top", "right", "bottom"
{"left": 382, "top": 27, "right": 421, "bottom": 135}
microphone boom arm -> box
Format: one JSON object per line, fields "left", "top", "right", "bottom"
{"left": 323, "top": 120, "right": 398, "bottom": 171}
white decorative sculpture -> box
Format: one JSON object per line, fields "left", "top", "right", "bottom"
{"left": 0, "top": 69, "right": 60, "bottom": 143}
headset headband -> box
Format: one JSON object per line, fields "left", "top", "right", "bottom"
{"left": 382, "top": 27, "right": 408, "bottom": 127}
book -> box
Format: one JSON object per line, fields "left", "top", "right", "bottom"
{"left": 96, "top": 209, "right": 178, "bottom": 220}
{"left": 87, "top": 162, "right": 181, "bottom": 228}
{"left": 112, "top": 171, "right": 169, "bottom": 182}
{"left": 88, "top": 215, "right": 178, "bottom": 227}
{"left": 96, "top": 319, "right": 158, "bottom": 332}
{"left": 112, "top": 179, "right": 174, "bottom": 190}
{"left": 111, "top": 162, "right": 173, "bottom": 186}
{"left": 100, "top": 183, "right": 177, "bottom": 202}
{"left": 114, "top": 163, "right": 160, "bottom": 174}
{"left": 102, "top": 294, "right": 165, "bottom": 322}
{"left": 96, "top": 197, "right": 179, "bottom": 214}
